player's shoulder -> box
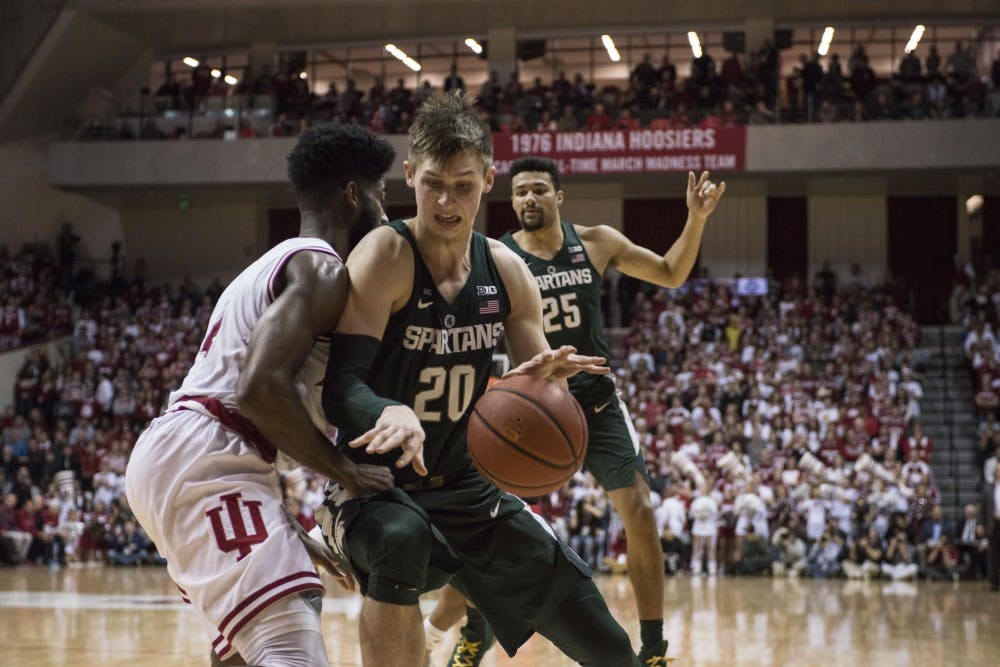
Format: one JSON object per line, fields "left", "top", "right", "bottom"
{"left": 574, "top": 223, "right": 624, "bottom": 245}
{"left": 487, "top": 236, "right": 525, "bottom": 267}
{"left": 350, "top": 223, "right": 413, "bottom": 266}
{"left": 272, "top": 243, "right": 345, "bottom": 296}
{"left": 487, "top": 238, "right": 534, "bottom": 293}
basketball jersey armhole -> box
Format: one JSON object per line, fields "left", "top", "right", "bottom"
{"left": 265, "top": 243, "right": 340, "bottom": 303}
{"left": 563, "top": 222, "right": 599, "bottom": 274}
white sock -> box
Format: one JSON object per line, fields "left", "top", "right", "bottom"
{"left": 424, "top": 616, "right": 447, "bottom": 653}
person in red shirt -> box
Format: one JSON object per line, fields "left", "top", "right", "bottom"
{"left": 584, "top": 102, "right": 613, "bottom": 130}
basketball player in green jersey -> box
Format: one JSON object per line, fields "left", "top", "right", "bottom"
{"left": 430, "top": 157, "right": 725, "bottom": 666}
{"left": 320, "top": 92, "right": 648, "bottom": 667}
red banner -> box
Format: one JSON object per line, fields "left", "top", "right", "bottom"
{"left": 492, "top": 127, "right": 745, "bottom": 175}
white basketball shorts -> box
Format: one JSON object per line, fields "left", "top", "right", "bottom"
{"left": 125, "top": 409, "right": 324, "bottom": 660}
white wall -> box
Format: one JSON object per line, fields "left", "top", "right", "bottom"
{"left": 559, "top": 182, "right": 624, "bottom": 231}
{"left": 0, "top": 134, "right": 121, "bottom": 267}
{"left": 122, "top": 198, "right": 263, "bottom": 286}
{"left": 808, "top": 195, "right": 888, "bottom": 285}
{"left": 700, "top": 194, "right": 767, "bottom": 279}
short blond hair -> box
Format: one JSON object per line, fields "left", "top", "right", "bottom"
{"left": 408, "top": 90, "right": 492, "bottom": 168}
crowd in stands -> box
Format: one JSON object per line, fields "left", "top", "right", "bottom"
{"left": 1, "top": 230, "right": 989, "bottom": 585}
{"left": 535, "top": 267, "right": 991, "bottom": 582}
{"left": 0, "top": 232, "right": 223, "bottom": 567}
{"left": 957, "top": 264, "right": 1000, "bottom": 487}
{"left": 84, "top": 40, "right": 1000, "bottom": 141}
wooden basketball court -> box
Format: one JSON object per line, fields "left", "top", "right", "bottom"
{"left": 0, "top": 565, "right": 997, "bottom": 666}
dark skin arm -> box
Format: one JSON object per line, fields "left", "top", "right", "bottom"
{"left": 235, "top": 250, "right": 393, "bottom": 497}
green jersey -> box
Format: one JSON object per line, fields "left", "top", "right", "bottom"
{"left": 341, "top": 220, "right": 511, "bottom": 484}
{"left": 499, "top": 222, "right": 615, "bottom": 406}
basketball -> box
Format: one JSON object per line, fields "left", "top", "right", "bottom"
{"left": 468, "top": 373, "right": 588, "bottom": 497}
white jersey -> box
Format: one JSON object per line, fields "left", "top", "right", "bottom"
{"left": 168, "top": 237, "right": 338, "bottom": 459}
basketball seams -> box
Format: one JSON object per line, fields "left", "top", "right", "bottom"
{"left": 490, "top": 385, "right": 577, "bottom": 462}
{"left": 469, "top": 408, "right": 575, "bottom": 469}
{"left": 466, "top": 418, "right": 576, "bottom": 494}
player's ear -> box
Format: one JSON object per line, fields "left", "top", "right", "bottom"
{"left": 555, "top": 189, "right": 564, "bottom": 206}
{"left": 343, "top": 180, "right": 361, "bottom": 211}
{"left": 403, "top": 160, "right": 416, "bottom": 188}
{"left": 482, "top": 164, "right": 496, "bottom": 195}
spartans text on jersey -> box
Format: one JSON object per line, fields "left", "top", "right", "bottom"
{"left": 533, "top": 267, "right": 594, "bottom": 292}
{"left": 403, "top": 322, "right": 505, "bottom": 354}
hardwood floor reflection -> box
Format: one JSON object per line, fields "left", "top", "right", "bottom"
{"left": 0, "top": 565, "right": 997, "bottom": 666}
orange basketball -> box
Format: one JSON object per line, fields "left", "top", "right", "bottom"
{"left": 467, "top": 373, "right": 588, "bottom": 497}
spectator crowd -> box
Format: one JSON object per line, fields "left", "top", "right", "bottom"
{"left": 1, "top": 230, "right": 992, "bottom": 587}
{"left": 535, "top": 267, "right": 990, "bottom": 583}
{"left": 83, "top": 40, "right": 1000, "bottom": 141}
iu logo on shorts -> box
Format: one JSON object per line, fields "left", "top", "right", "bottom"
{"left": 206, "top": 492, "right": 268, "bottom": 561}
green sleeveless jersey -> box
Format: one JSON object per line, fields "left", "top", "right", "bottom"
{"left": 499, "top": 222, "right": 615, "bottom": 406}
{"left": 342, "top": 220, "right": 511, "bottom": 484}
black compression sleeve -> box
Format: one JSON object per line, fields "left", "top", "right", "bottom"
{"left": 322, "top": 333, "right": 402, "bottom": 435}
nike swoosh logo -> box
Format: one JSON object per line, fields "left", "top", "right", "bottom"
{"left": 490, "top": 497, "right": 502, "bottom": 518}
{"left": 594, "top": 401, "right": 612, "bottom": 413}
{"left": 417, "top": 299, "right": 434, "bottom": 309}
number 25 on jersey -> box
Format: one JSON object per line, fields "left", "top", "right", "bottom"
{"left": 541, "top": 293, "right": 581, "bottom": 333}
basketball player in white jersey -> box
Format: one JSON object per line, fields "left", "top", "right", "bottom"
{"left": 125, "top": 124, "right": 403, "bottom": 667}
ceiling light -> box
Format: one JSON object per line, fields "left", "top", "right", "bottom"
{"left": 905, "top": 25, "right": 926, "bottom": 53}
{"left": 210, "top": 69, "right": 221, "bottom": 78}
{"left": 601, "top": 34, "right": 621, "bottom": 62}
{"left": 299, "top": 71, "right": 308, "bottom": 79}
{"left": 224, "top": 75, "right": 238, "bottom": 85}
{"left": 385, "top": 43, "right": 421, "bottom": 71}
{"left": 818, "top": 26, "right": 835, "bottom": 56}
{"left": 464, "top": 38, "right": 483, "bottom": 55}
{"left": 687, "top": 32, "right": 702, "bottom": 59}
{"left": 182, "top": 57, "right": 199, "bottom": 68}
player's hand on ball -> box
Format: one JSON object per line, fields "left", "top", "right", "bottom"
{"left": 504, "top": 345, "right": 610, "bottom": 382}
{"left": 687, "top": 170, "right": 726, "bottom": 219}
{"left": 349, "top": 405, "right": 428, "bottom": 477}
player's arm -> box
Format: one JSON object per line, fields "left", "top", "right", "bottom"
{"left": 596, "top": 170, "right": 725, "bottom": 288}
{"left": 491, "top": 241, "right": 608, "bottom": 388}
{"left": 322, "top": 227, "right": 427, "bottom": 476}
{"left": 235, "top": 251, "right": 394, "bottom": 497}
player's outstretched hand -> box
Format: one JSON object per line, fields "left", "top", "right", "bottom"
{"left": 281, "top": 504, "right": 356, "bottom": 592}
{"left": 349, "top": 405, "right": 428, "bottom": 477}
{"left": 504, "top": 345, "right": 610, "bottom": 382}
{"left": 687, "top": 170, "right": 726, "bottom": 219}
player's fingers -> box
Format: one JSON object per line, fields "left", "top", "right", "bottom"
{"left": 329, "top": 565, "right": 357, "bottom": 592}
{"left": 568, "top": 353, "right": 605, "bottom": 366}
{"left": 409, "top": 447, "right": 428, "bottom": 476}
{"left": 688, "top": 171, "right": 696, "bottom": 191}
{"left": 369, "top": 428, "right": 407, "bottom": 454}
{"left": 715, "top": 181, "right": 727, "bottom": 198}
{"left": 394, "top": 437, "right": 426, "bottom": 474}
{"left": 348, "top": 427, "right": 378, "bottom": 447}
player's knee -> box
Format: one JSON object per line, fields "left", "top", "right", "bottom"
{"left": 362, "top": 513, "right": 434, "bottom": 603}
{"left": 582, "top": 624, "right": 636, "bottom": 666}
{"left": 615, "top": 485, "right": 655, "bottom": 527}
{"left": 378, "top": 512, "right": 433, "bottom": 562}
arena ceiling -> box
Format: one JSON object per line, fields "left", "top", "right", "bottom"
{"left": 73, "top": 0, "right": 999, "bottom": 51}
